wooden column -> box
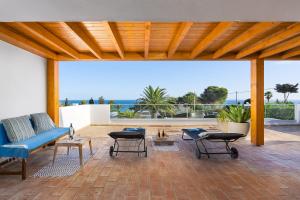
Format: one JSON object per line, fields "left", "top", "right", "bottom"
{"left": 250, "top": 59, "right": 264, "bottom": 146}
{"left": 47, "top": 59, "right": 59, "bottom": 126}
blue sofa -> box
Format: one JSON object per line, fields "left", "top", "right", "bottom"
{"left": 0, "top": 122, "right": 69, "bottom": 180}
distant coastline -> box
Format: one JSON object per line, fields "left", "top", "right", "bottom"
{"left": 60, "top": 99, "right": 300, "bottom": 105}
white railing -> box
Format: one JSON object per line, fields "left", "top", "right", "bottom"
{"left": 109, "top": 103, "right": 295, "bottom": 120}
{"left": 59, "top": 103, "right": 298, "bottom": 129}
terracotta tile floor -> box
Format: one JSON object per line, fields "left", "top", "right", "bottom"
{"left": 1, "top": 125, "right": 300, "bottom": 200}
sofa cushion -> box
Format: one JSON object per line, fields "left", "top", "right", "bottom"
{"left": 1, "top": 116, "right": 35, "bottom": 143}
{"left": 30, "top": 113, "right": 55, "bottom": 134}
{"left": 0, "top": 123, "right": 9, "bottom": 145}
{"left": 0, "top": 127, "right": 69, "bottom": 158}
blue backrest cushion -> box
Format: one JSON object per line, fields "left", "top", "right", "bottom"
{"left": 30, "top": 113, "right": 56, "bottom": 134}
{"left": 0, "top": 123, "right": 9, "bottom": 145}
{"left": 1, "top": 115, "right": 36, "bottom": 143}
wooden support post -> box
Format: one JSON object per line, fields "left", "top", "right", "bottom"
{"left": 251, "top": 59, "right": 264, "bottom": 146}
{"left": 47, "top": 59, "right": 59, "bottom": 126}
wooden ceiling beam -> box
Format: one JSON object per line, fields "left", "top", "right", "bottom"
{"left": 260, "top": 35, "right": 300, "bottom": 58}
{"left": 144, "top": 22, "right": 151, "bottom": 58}
{"left": 168, "top": 22, "right": 193, "bottom": 58}
{"left": 103, "top": 22, "right": 125, "bottom": 59}
{"left": 65, "top": 22, "right": 102, "bottom": 59}
{"left": 190, "top": 22, "right": 233, "bottom": 59}
{"left": 282, "top": 46, "right": 300, "bottom": 59}
{"left": 13, "top": 22, "right": 79, "bottom": 59}
{"left": 237, "top": 23, "right": 300, "bottom": 58}
{"left": 0, "top": 23, "right": 56, "bottom": 59}
{"left": 57, "top": 52, "right": 293, "bottom": 61}
{"left": 213, "top": 22, "right": 280, "bottom": 59}
{"left": 58, "top": 52, "right": 287, "bottom": 61}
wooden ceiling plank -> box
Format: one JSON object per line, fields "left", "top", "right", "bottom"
{"left": 237, "top": 23, "right": 300, "bottom": 58}
{"left": 282, "top": 47, "right": 300, "bottom": 59}
{"left": 190, "top": 22, "right": 233, "bottom": 59}
{"left": 15, "top": 22, "right": 79, "bottom": 59}
{"left": 213, "top": 22, "right": 280, "bottom": 58}
{"left": 0, "top": 24, "right": 56, "bottom": 59}
{"left": 144, "top": 22, "right": 151, "bottom": 58}
{"left": 260, "top": 35, "right": 300, "bottom": 58}
{"left": 65, "top": 22, "right": 102, "bottom": 59}
{"left": 103, "top": 22, "right": 125, "bottom": 59}
{"left": 168, "top": 22, "right": 193, "bottom": 58}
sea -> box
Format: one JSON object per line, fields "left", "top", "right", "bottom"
{"left": 60, "top": 99, "right": 300, "bottom": 106}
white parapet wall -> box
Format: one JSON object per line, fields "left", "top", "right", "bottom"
{"left": 90, "top": 105, "right": 111, "bottom": 125}
{"left": 59, "top": 105, "right": 110, "bottom": 130}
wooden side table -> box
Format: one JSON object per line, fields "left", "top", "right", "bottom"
{"left": 52, "top": 137, "right": 93, "bottom": 167}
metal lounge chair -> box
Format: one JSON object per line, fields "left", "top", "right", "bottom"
{"left": 182, "top": 128, "right": 244, "bottom": 159}
{"left": 108, "top": 128, "right": 147, "bottom": 157}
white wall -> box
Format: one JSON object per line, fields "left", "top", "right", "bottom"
{"left": 90, "top": 105, "right": 110, "bottom": 125}
{"left": 59, "top": 105, "right": 110, "bottom": 130}
{"left": 59, "top": 105, "right": 91, "bottom": 130}
{"left": 0, "top": 41, "right": 46, "bottom": 120}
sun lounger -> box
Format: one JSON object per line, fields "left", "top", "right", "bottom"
{"left": 108, "top": 128, "right": 147, "bottom": 157}
{"left": 182, "top": 128, "right": 244, "bottom": 159}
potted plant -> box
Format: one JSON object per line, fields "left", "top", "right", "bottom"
{"left": 225, "top": 105, "right": 250, "bottom": 136}
{"left": 216, "top": 109, "right": 229, "bottom": 132}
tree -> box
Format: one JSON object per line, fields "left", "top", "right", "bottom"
{"left": 89, "top": 98, "right": 95, "bottom": 104}
{"left": 64, "top": 98, "right": 69, "bottom": 106}
{"left": 275, "top": 83, "right": 298, "bottom": 103}
{"left": 177, "top": 92, "right": 197, "bottom": 104}
{"left": 199, "top": 86, "right": 228, "bottom": 104}
{"left": 80, "top": 100, "right": 87, "bottom": 105}
{"left": 264, "top": 91, "right": 273, "bottom": 103}
{"left": 98, "top": 96, "right": 105, "bottom": 104}
{"left": 139, "top": 85, "right": 173, "bottom": 118}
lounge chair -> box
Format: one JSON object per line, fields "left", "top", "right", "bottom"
{"left": 182, "top": 128, "right": 244, "bottom": 159}
{"left": 108, "top": 128, "right": 147, "bottom": 157}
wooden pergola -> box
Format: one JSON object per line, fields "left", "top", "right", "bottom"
{"left": 1, "top": 21, "right": 300, "bottom": 146}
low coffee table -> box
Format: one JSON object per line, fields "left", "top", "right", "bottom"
{"left": 152, "top": 136, "right": 175, "bottom": 146}
{"left": 52, "top": 137, "right": 93, "bottom": 167}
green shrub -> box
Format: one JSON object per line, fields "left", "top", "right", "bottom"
{"left": 80, "top": 100, "right": 87, "bottom": 105}
{"left": 118, "top": 110, "right": 136, "bottom": 118}
{"left": 265, "top": 103, "right": 294, "bottom": 120}
{"left": 223, "top": 105, "right": 250, "bottom": 123}
{"left": 217, "top": 109, "right": 229, "bottom": 122}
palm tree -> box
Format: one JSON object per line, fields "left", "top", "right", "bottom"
{"left": 264, "top": 91, "right": 273, "bottom": 103}
{"left": 139, "top": 86, "right": 173, "bottom": 118}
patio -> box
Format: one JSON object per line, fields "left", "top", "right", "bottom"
{"left": 2, "top": 1, "right": 300, "bottom": 199}
{"left": 0, "top": 125, "right": 300, "bottom": 200}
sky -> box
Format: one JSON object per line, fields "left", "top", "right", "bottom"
{"left": 59, "top": 60, "right": 300, "bottom": 101}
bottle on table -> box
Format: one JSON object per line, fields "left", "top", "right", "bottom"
{"left": 69, "top": 123, "right": 75, "bottom": 140}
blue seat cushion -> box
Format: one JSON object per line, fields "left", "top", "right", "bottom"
{"left": 0, "top": 127, "right": 69, "bottom": 158}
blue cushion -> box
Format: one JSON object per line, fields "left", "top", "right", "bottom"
{"left": 30, "top": 113, "right": 56, "bottom": 134}
{"left": 2, "top": 116, "right": 36, "bottom": 142}
{"left": 0, "top": 127, "right": 69, "bottom": 158}
{"left": 0, "top": 123, "right": 9, "bottom": 145}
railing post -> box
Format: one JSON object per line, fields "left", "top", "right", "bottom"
{"left": 295, "top": 104, "right": 300, "bottom": 123}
